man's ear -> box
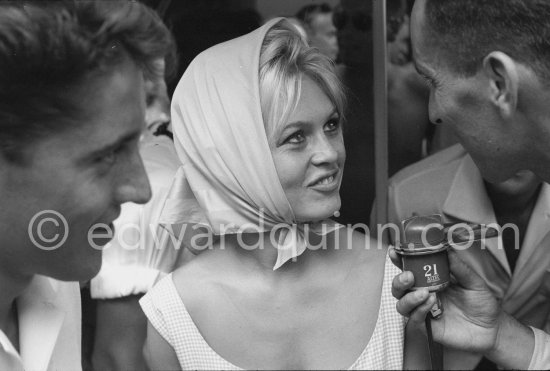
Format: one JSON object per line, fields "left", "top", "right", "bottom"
{"left": 482, "top": 51, "right": 519, "bottom": 118}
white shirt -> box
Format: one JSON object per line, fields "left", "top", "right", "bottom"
{"left": 0, "top": 275, "right": 81, "bottom": 371}
{"left": 529, "top": 327, "right": 550, "bottom": 369}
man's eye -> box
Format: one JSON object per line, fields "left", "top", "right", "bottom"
{"left": 95, "top": 149, "right": 118, "bottom": 167}
{"left": 102, "top": 151, "right": 116, "bottom": 164}
{"left": 422, "top": 76, "right": 438, "bottom": 89}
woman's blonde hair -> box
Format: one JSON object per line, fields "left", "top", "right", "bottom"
{"left": 259, "top": 19, "right": 345, "bottom": 141}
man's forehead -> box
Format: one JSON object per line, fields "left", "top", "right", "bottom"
{"left": 409, "top": 0, "right": 434, "bottom": 70}
{"left": 69, "top": 61, "right": 146, "bottom": 154}
{"left": 410, "top": 0, "right": 429, "bottom": 42}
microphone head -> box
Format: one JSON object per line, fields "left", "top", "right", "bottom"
{"left": 401, "top": 214, "right": 444, "bottom": 249}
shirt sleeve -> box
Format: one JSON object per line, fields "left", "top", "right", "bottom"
{"left": 528, "top": 326, "right": 550, "bottom": 370}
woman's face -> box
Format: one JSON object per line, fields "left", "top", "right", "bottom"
{"left": 269, "top": 76, "right": 345, "bottom": 222}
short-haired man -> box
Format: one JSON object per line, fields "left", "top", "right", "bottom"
{"left": 386, "top": 144, "right": 549, "bottom": 369}
{"left": 296, "top": 3, "right": 339, "bottom": 60}
{"left": 391, "top": 0, "right": 550, "bottom": 369}
{"left": 0, "top": 1, "right": 174, "bottom": 369}
{"left": 89, "top": 58, "right": 189, "bottom": 371}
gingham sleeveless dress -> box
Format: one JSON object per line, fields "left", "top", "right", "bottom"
{"left": 140, "top": 254, "right": 404, "bottom": 370}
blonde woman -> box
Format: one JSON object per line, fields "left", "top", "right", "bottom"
{"left": 140, "top": 19, "right": 412, "bottom": 370}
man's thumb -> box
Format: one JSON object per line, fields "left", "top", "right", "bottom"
{"left": 448, "top": 248, "right": 488, "bottom": 290}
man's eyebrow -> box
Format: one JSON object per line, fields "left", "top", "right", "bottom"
{"left": 414, "top": 61, "right": 429, "bottom": 78}
{"left": 84, "top": 131, "right": 142, "bottom": 160}
{"left": 414, "top": 61, "right": 438, "bottom": 84}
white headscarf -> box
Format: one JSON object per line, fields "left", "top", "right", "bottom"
{"left": 160, "top": 18, "right": 342, "bottom": 270}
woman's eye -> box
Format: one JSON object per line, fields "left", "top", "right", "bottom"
{"left": 284, "top": 131, "right": 305, "bottom": 144}
{"left": 325, "top": 119, "right": 340, "bottom": 132}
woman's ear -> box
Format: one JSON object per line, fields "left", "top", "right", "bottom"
{"left": 482, "top": 51, "right": 519, "bottom": 118}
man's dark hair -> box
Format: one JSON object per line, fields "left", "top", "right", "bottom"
{"left": 0, "top": 0, "right": 176, "bottom": 163}
{"left": 296, "top": 3, "right": 332, "bottom": 28}
{"left": 424, "top": 0, "right": 550, "bottom": 82}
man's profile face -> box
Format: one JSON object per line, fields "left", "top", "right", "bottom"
{"left": 411, "top": 0, "right": 523, "bottom": 182}
{"left": 308, "top": 12, "right": 339, "bottom": 60}
{"left": 0, "top": 57, "right": 152, "bottom": 282}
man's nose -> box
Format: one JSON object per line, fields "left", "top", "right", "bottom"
{"left": 115, "top": 152, "right": 152, "bottom": 205}
{"left": 428, "top": 94, "right": 443, "bottom": 124}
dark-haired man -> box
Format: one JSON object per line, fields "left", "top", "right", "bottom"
{"left": 391, "top": 0, "right": 550, "bottom": 369}
{"left": 0, "top": 1, "right": 174, "bottom": 369}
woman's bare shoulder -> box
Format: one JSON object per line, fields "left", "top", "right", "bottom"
{"left": 326, "top": 228, "right": 388, "bottom": 304}
{"left": 170, "top": 248, "right": 233, "bottom": 306}
{"left": 169, "top": 246, "right": 255, "bottom": 334}
{"left": 336, "top": 227, "right": 388, "bottom": 270}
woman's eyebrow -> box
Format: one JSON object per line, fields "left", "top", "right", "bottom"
{"left": 285, "top": 109, "right": 338, "bottom": 126}
{"left": 278, "top": 108, "right": 339, "bottom": 136}
{"left": 281, "top": 121, "right": 309, "bottom": 131}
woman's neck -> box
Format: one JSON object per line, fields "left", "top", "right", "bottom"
{"left": 224, "top": 232, "right": 280, "bottom": 270}
{"left": 222, "top": 228, "right": 335, "bottom": 273}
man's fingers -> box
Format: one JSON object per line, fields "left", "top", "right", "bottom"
{"left": 407, "top": 291, "right": 436, "bottom": 325}
{"left": 395, "top": 287, "right": 430, "bottom": 316}
{"left": 388, "top": 246, "right": 403, "bottom": 269}
{"left": 448, "top": 248, "right": 488, "bottom": 290}
{"left": 392, "top": 271, "right": 414, "bottom": 299}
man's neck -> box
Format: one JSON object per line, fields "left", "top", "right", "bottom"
{"left": 485, "top": 181, "right": 541, "bottom": 216}
{"left": 484, "top": 180, "right": 542, "bottom": 272}
{"left": 535, "top": 148, "right": 550, "bottom": 184}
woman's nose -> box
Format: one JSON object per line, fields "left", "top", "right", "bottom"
{"left": 311, "top": 137, "right": 339, "bottom": 165}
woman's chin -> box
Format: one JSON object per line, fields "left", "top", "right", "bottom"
{"left": 295, "top": 210, "right": 340, "bottom": 224}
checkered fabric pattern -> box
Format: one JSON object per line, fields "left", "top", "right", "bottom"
{"left": 140, "top": 276, "right": 240, "bottom": 370}
{"left": 349, "top": 255, "right": 405, "bottom": 370}
{"left": 140, "top": 254, "right": 404, "bottom": 370}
